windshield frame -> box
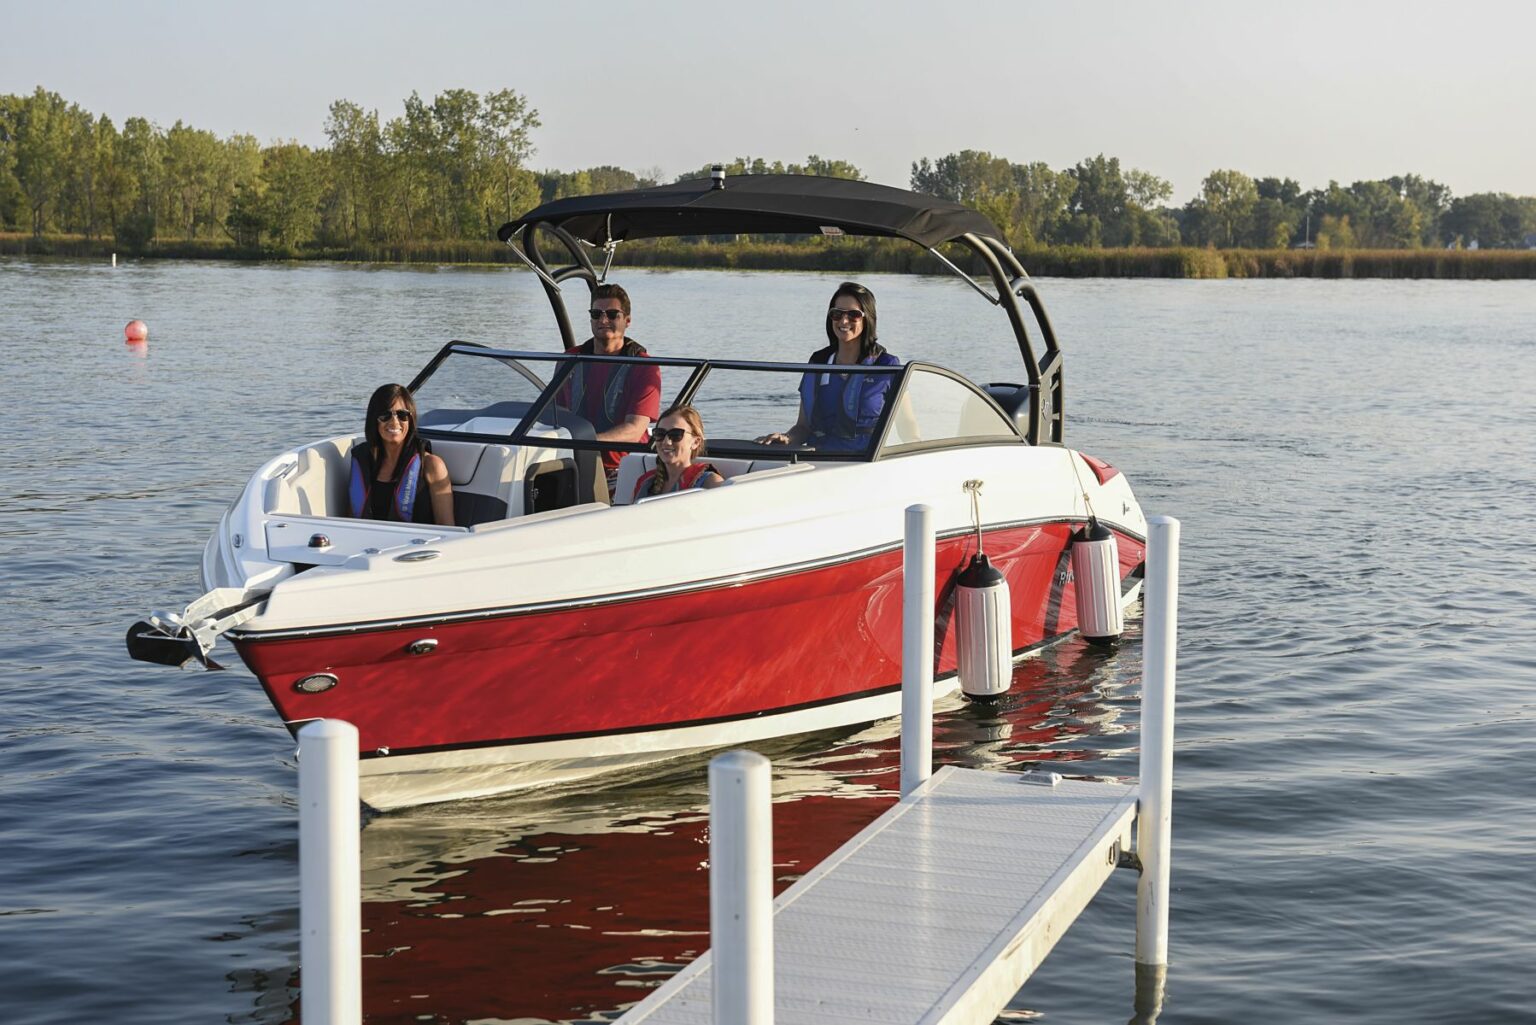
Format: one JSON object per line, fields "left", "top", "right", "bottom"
{"left": 405, "top": 341, "right": 913, "bottom": 463}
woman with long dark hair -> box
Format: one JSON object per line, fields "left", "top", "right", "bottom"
{"left": 757, "top": 281, "right": 901, "bottom": 451}
{"left": 348, "top": 384, "right": 454, "bottom": 525}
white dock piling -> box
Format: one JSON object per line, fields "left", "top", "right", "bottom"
{"left": 1136, "top": 516, "right": 1180, "bottom": 967}
{"left": 901, "top": 504, "right": 935, "bottom": 797}
{"left": 298, "top": 719, "right": 361, "bottom": 1025}
{"left": 710, "top": 750, "right": 775, "bottom": 1025}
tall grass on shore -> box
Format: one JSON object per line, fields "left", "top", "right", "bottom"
{"left": 5, "top": 232, "right": 1535, "bottom": 279}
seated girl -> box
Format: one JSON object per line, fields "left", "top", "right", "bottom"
{"left": 633, "top": 404, "right": 725, "bottom": 501}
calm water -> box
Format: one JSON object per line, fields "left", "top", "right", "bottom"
{"left": 3, "top": 259, "right": 1533, "bottom": 1024}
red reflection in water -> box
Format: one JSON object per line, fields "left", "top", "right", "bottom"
{"left": 353, "top": 793, "right": 893, "bottom": 1025}
{"left": 272, "top": 634, "right": 1138, "bottom": 1024}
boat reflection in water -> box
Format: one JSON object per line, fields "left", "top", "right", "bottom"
{"left": 265, "top": 630, "right": 1141, "bottom": 1025}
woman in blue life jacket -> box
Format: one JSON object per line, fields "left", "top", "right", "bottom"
{"left": 756, "top": 282, "right": 900, "bottom": 451}
{"left": 348, "top": 384, "right": 455, "bottom": 526}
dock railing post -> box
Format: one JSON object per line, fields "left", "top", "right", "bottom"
{"left": 298, "top": 719, "right": 361, "bottom": 1025}
{"left": 1136, "top": 516, "right": 1179, "bottom": 968}
{"left": 710, "top": 750, "right": 774, "bottom": 1025}
{"left": 901, "top": 504, "right": 935, "bottom": 797}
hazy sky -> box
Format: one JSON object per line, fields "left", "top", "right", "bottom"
{"left": 3, "top": 0, "right": 1532, "bottom": 203}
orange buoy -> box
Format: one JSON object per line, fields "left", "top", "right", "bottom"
{"left": 124, "top": 320, "right": 148, "bottom": 343}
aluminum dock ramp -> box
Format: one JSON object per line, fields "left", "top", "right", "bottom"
{"left": 621, "top": 767, "right": 1139, "bottom": 1025}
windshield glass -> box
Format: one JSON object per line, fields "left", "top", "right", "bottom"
{"left": 408, "top": 345, "right": 904, "bottom": 461}
{"left": 412, "top": 347, "right": 549, "bottom": 434}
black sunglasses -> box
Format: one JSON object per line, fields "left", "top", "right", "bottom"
{"left": 376, "top": 410, "right": 411, "bottom": 423}
{"left": 589, "top": 308, "right": 625, "bottom": 321}
{"left": 653, "top": 427, "right": 692, "bottom": 444}
{"left": 829, "top": 308, "right": 865, "bottom": 322}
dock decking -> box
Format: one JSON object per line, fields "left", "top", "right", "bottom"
{"left": 622, "top": 767, "right": 1139, "bottom": 1025}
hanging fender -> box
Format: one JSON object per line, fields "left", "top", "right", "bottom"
{"left": 955, "top": 552, "right": 1013, "bottom": 700}
{"left": 1071, "top": 520, "right": 1123, "bottom": 645}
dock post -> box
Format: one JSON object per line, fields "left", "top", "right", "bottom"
{"left": 1136, "top": 516, "right": 1179, "bottom": 968}
{"left": 710, "top": 750, "right": 774, "bottom": 1025}
{"left": 298, "top": 719, "right": 361, "bottom": 1025}
{"left": 901, "top": 503, "right": 935, "bottom": 797}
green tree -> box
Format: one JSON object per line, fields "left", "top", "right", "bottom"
{"left": 56, "top": 103, "right": 101, "bottom": 235}
{"left": 1063, "top": 155, "right": 1133, "bottom": 246}
{"left": 1388, "top": 174, "right": 1451, "bottom": 245}
{"left": 115, "top": 116, "right": 163, "bottom": 245}
{"left": 1316, "top": 214, "right": 1356, "bottom": 250}
{"left": 1441, "top": 192, "right": 1533, "bottom": 248}
{"left": 1249, "top": 197, "right": 1293, "bottom": 248}
{"left": 1192, "top": 169, "right": 1259, "bottom": 247}
{"left": 1010, "top": 161, "right": 1075, "bottom": 246}
{"left": 480, "top": 88, "right": 540, "bottom": 230}
{"left": 797, "top": 155, "right": 863, "bottom": 180}
{"left": 163, "top": 121, "right": 224, "bottom": 239}
{"left": 257, "top": 142, "right": 324, "bottom": 247}
{"left": 12, "top": 87, "right": 75, "bottom": 235}
{"left": 910, "top": 150, "right": 1013, "bottom": 203}
{"left": 326, "top": 100, "right": 386, "bottom": 242}
{"left": 89, "top": 115, "right": 129, "bottom": 237}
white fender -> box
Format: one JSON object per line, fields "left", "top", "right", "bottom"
{"left": 955, "top": 553, "right": 1013, "bottom": 699}
{"left": 1071, "top": 520, "right": 1123, "bottom": 644}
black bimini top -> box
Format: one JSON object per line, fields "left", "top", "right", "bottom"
{"left": 498, "top": 174, "right": 1003, "bottom": 250}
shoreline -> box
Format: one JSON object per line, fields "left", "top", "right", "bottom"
{"left": 4, "top": 232, "right": 1534, "bottom": 280}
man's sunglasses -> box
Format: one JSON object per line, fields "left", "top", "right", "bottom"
{"left": 829, "top": 308, "right": 865, "bottom": 323}
{"left": 589, "top": 308, "right": 625, "bottom": 321}
{"left": 653, "top": 427, "right": 692, "bottom": 444}
{"left": 376, "top": 410, "right": 412, "bottom": 423}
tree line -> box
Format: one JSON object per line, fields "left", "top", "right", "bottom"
{"left": 3, "top": 86, "right": 1533, "bottom": 254}
{"left": 910, "top": 151, "right": 1536, "bottom": 251}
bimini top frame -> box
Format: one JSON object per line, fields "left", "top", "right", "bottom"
{"left": 497, "top": 173, "right": 1064, "bottom": 445}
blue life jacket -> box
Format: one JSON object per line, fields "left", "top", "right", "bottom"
{"left": 798, "top": 347, "right": 900, "bottom": 450}
{"left": 349, "top": 446, "right": 424, "bottom": 522}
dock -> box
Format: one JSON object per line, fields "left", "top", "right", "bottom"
{"left": 622, "top": 768, "right": 1138, "bottom": 1025}
{"left": 291, "top": 513, "right": 1179, "bottom": 1025}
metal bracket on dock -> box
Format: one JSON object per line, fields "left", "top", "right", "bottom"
{"left": 1015, "top": 770, "right": 1063, "bottom": 787}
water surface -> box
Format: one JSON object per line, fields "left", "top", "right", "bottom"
{"left": 2, "top": 259, "right": 1532, "bottom": 1024}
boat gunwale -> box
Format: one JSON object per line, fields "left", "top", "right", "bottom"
{"left": 230, "top": 515, "right": 1147, "bottom": 643}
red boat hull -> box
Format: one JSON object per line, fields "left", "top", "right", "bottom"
{"left": 236, "top": 521, "right": 1144, "bottom": 760}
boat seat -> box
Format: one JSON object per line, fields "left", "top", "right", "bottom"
{"left": 431, "top": 439, "right": 519, "bottom": 526}
{"left": 270, "top": 436, "right": 570, "bottom": 527}
{"left": 270, "top": 437, "right": 355, "bottom": 517}
{"left": 984, "top": 382, "right": 1032, "bottom": 435}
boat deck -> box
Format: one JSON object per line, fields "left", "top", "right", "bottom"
{"left": 621, "top": 766, "right": 1139, "bottom": 1025}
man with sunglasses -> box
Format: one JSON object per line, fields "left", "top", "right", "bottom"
{"left": 557, "top": 283, "right": 661, "bottom": 492}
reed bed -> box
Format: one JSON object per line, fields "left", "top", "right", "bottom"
{"left": 5, "top": 232, "right": 1534, "bottom": 279}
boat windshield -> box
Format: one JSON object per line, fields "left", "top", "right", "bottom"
{"left": 408, "top": 343, "right": 908, "bottom": 461}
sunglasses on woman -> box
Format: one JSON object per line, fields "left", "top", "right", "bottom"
{"left": 589, "top": 308, "right": 625, "bottom": 321}
{"left": 829, "top": 308, "right": 865, "bottom": 323}
{"left": 376, "top": 410, "right": 412, "bottom": 423}
{"left": 653, "top": 427, "right": 692, "bottom": 444}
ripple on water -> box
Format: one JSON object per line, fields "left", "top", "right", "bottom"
{"left": 4, "top": 266, "right": 1535, "bottom": 1024}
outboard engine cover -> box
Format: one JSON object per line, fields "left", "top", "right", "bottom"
{"left": 1070, "top": 520, "right": 1123, "bottom": 645}
{"left": 955, "top": 553, "right": 1013, "bottom": 699}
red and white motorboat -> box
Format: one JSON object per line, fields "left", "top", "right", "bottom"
{"left": 127, "top": 174, "right": 1146, "bottom": 810}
